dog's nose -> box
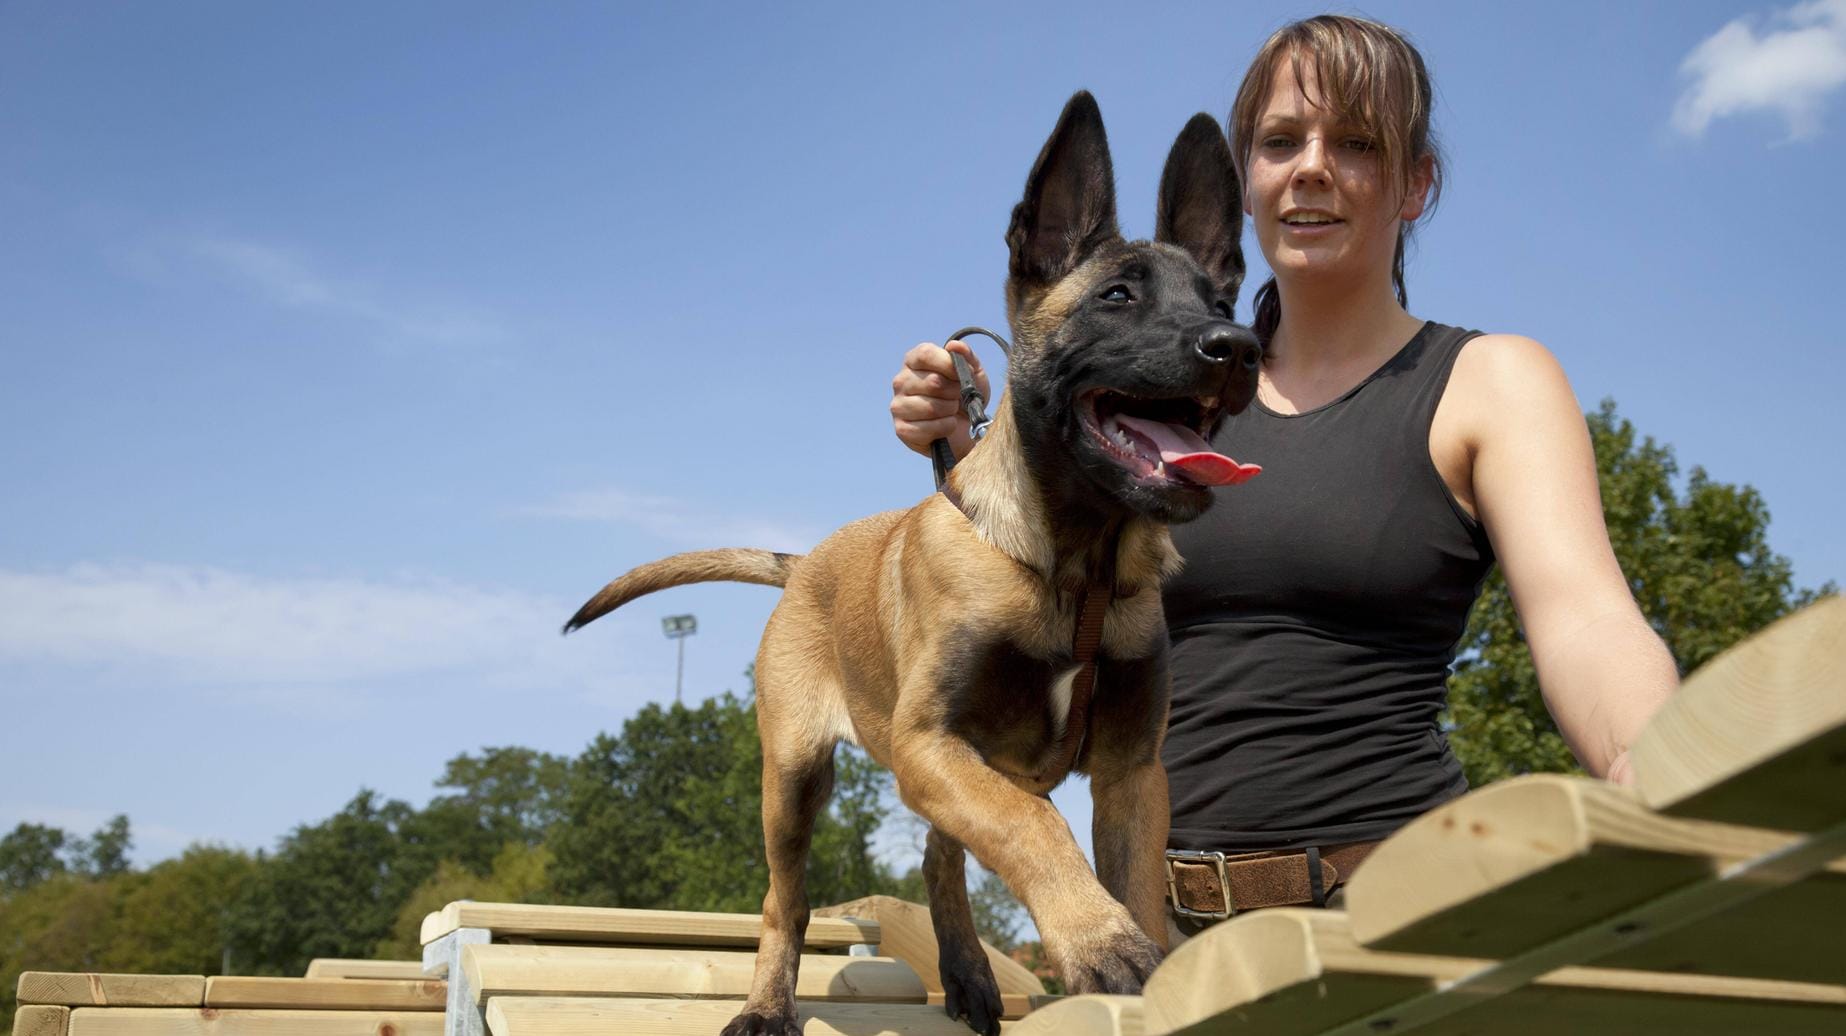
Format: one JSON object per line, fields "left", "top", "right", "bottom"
{"left": 1196, "top": 322, "right": 1262, "bottom": 370}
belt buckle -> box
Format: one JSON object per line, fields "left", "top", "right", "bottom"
{"left": 1165, "top": 848, "right": 1235, "bottom": 921}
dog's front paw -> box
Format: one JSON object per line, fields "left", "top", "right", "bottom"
{"left": 720, "top": 1008, "right": 801, "bottom": 1036}
{"left": 940, "top": 958, "right": 1004, "bottom": 1036}
{"left": 1056, "top": 923, "right": 1165, "bottom": 995}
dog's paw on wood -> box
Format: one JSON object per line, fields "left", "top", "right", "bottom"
{"left": 940, "top": 962, "right": 1004, "bottom": 1036}
{"left": 1055, "top": 925, "right": 1166, "bottom": 995}
{"left": 719, "top": 1008, "right": 802, "bottom": 1036}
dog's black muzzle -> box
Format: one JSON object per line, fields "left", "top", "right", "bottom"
{"left": 1193, "top": 320, "right": 1262, "bottom": 371}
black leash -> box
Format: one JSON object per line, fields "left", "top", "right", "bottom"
{"left": 929, "top": 326, "right": 1010, "bottom": 491}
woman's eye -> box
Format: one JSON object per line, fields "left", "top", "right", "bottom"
{"left": 1343, "top": 137, "right": 1377, "bottom": 152}
{"left": 1261, "top": 135, "right": 1294, "bottom": 149}
{"left": 1214, "top": 301, "right": 1235, "bottom": 320}
{"left": 1101, "top": 285, "right": 1135, "bottom": 302}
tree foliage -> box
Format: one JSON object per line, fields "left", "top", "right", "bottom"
{"left": 548, "top": 692, "right": 898, "bottom": 914}
{"left": 1446, "top": 399, "right": 1835, "bottom": 786}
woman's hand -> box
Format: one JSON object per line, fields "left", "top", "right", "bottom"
{"left": 889, "top": 339, "right": 991, "bottom": 460}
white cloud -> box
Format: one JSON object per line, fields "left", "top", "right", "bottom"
{"left": 1673, "top": 0, "right": 1846, "bottom": 140}
{"left": 0, "top": 563, "right": 627, "bottom": 703}
{"left": 523, "top": 489, "right": 822, "bottom": 554}
{"left": 111, "top": 233, "right": 507, "bottom": 348}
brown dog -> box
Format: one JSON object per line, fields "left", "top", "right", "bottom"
{"left": 564, "top": 91, "right": 1260, "bottom": 1036}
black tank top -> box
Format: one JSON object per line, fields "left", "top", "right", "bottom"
{"left": 1162, "top": 321, "right": 1492, "bottom": 852}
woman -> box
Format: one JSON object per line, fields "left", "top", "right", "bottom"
{"left": 889, "top": 15, "right": 1677, "bottom": 924}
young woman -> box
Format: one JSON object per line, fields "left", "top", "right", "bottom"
{"left": 889, "top": 15, "right": 1678, "bottom": 923}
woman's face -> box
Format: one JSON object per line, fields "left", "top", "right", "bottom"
{"left": 1244, "top": 57, "right": 1429, "bottom": 291}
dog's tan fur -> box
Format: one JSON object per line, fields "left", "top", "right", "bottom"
{"left": 565, "top": 92, "right": 1258, "bottom": 1036}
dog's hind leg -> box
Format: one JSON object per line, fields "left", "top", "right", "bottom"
{"left": 923, "top": 826, "right": 1004, "bottom": 1036}
{"left": 723, "top": 732, "right": 836, "bottom": 1036}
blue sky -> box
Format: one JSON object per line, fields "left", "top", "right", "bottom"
{"left": 3, "top": 0, "right": 1842, "bottom": 874}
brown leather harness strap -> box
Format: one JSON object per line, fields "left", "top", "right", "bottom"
{"left": 939, "top": 485, "right": 1113, "bottom": 782}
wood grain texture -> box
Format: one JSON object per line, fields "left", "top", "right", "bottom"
{"left": 483, "top": 996, "right": 1004, "bottom": 1035}
{"left": 1341, "top": 774, "right": 1846, "bottom": 982}
{"left": 1632, "top": 595, "right": 1846, "bottom": 830}
{"left": 1001, "top": 995, "right": 1139, "bottom": 1035}
{"left": 203, "top": 977, "right": 446, "bottom": 1010}
{"left": 65, "top": 1008, "right": 444, "bottom": 1035}
{"left": 12, "top": 1005, "right": 71, "bottom": 1036}
{"left": 459, "top": 944, "right": 925, "bottom": 1004}
{"left": 813, "top": 896, "right": 1046, "bottom": 996}
{"left": 16, "top": 973, "right": 204, "bottom": 1007}
{"left": 418, "top": 901, "right": 878, "bottom": 949}
{"left": 1143, "top": 909, "right": 1846, "bottom": 1036}
{"left": 925, "top": 991, "right": 1057, "bottom": 1020}
{"left": 303, "top": 960, "right": 430, "bottom": 980}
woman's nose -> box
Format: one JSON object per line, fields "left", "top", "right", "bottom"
{"left": 1293, "top": 138, "right": 1332, "bottom": 187}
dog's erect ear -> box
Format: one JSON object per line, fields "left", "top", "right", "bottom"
{"left": 1007, "top": 91, "right": 1120, "bottom": 287}
{"left": 1156, "top": 112, "right": 1245, "bottom": 311}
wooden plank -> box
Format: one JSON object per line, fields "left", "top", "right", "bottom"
{"left": 814, "top": 896, "right": 1046, "bottom": 996}
{"left": 419, "top": 901, "right": 878, "bottom": 949}
{"left": 13, "top": 1005, "right": 70, "bottom": 1036}
{"left": 999, "top": 995, "right": 1138, "bottom": 1035}
{"left": 1632, "top": 595, "right": 1846, "bottom": 830}
{"left": 1342, "top": 773, "right": 1846, "bottom": 983}
{"left": 203, "top": 976, "right": 447, "bottom": 1010}
{"left": 17, "top": 973, "right": 204, "bottom": 1007}
{"left": 460, "top": 944, "right": 925, "bottom": 1004}
{"left": 1142, "top": 908, "right": 1846, "bottom": 1036}
{"left": 66, "top": 1008, "right": 445, "bottom": 1035}
{"left": 484, "top": 996, "right": 1001, "bottom": 1035}
{"left": 925, "top": 991, "right": 1057, "bottom": 1020}
{"left": 303, "top": 959, "right": 431, "bottom": 980}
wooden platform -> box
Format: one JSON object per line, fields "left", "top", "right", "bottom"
{"left": 13, "top": 972, "right": 448, "bottom": 1036}
{"left": 419, "top": 901, "right": 879, "bottom": 950}
{"left": 14, "top": 595, "right": 1842, "bottom": 1035}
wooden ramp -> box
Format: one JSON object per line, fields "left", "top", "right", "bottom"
{"left": 12, "top": 971, "right": 447, "bottom": 1035}
{"left": 418, "top": 897, "right": 1041, "bottom": 1036}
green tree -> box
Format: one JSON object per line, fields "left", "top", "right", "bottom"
{"left": 374, "top": 842, "right": 553, "bottom": 959}
{"left": 411, "top": 747, "right": 570, "bottom": 877}
{"left": 1447, "top": 399, "right": 1836, "bottom": 786}
{"left": 68, "top": 815, "right": 133, "bottom": 879}
{"left": 549, "top": 692, "right": 898, "bottom": 914}
{"left": 225, "top": 790, "right": 429, "bottom": 975}
{"left": 0, "top": 823, "right": 68, "bottom": 895}
{"left": 111, "top": 846, "right": 256, "bottom": 975}
{"left": 0, "top": 874, "right": 126, "bottom": 1031}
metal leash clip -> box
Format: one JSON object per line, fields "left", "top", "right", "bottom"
{"left": 930, "top": 326, "right": 1010, "bottom": 491}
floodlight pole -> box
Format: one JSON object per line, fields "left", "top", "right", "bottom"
{"left": 675, "top": 634, "right": 686, "bottom": 703}
{"left": 661, "top": 614, "right": 698, "bottom": 704}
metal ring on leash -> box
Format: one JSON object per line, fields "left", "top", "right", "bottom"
{"left": 929, "top": 326, "right": 1010, "bottom": 491}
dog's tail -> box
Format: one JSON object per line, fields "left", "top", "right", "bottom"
{"left": 561, "top": 548, "right": 800, "bottom": 634}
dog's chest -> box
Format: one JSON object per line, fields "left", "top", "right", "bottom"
{"left": 937, "top": 636, "right": 1091, "bottom": 775}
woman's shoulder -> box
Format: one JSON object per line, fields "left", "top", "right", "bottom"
{"left": 1427, "top": 327, "right": 1582, "bottom": 451}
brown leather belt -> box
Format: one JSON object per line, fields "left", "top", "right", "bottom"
{"left": 1165, "top": 840, "right": 1380, "bottom": 920}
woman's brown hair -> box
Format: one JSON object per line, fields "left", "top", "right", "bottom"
{"left": 1228, "top": 15, "right": 1443, "bottom": 345}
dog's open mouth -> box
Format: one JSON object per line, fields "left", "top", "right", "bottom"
{"left": 1080, "top": 390, "right": 1262, "bottom": 487}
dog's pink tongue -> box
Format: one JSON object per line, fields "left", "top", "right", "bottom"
{"left": 1115, "top": 414, "right": 1262, "bottom": 486}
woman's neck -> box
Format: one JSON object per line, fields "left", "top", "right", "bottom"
{"left": 1268, "top": 268, "right": 1422, "bottom": 372}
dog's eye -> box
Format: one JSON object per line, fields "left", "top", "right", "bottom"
{"left": 1214, "top": 301, "right": 1235, "bottom": 320}
{"left": 1100, "top": 285, "right": 1135, "bottom": 303}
